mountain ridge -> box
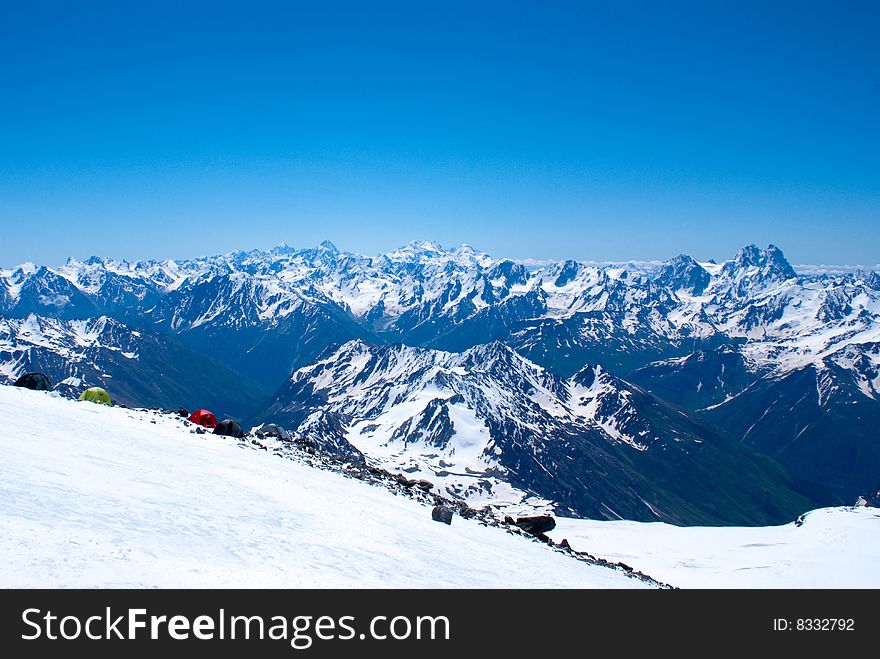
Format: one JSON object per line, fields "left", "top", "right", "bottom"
{"left": 258, "top": 339, "right": 819, "bottom": 525}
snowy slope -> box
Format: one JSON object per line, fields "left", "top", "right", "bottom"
{"left": 0, "top": 385, "right": 646, "bottom": 589}
{"left": 548, "top": 508, "right": 880, "bottom": 588}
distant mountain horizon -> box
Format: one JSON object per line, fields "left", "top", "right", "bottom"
{"left": 4, "top": 239, "right": 879, "bottom": 276}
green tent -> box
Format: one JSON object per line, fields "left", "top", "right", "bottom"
{"left": 78, "top": 386, "right": 112, "bottom": 406}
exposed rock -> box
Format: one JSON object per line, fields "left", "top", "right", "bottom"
{"left": 432, "top": 506, "right": 453, "bottom": 525}
{"left": 860, "top": 486, "right": 880, "bottom": 508}
{"left": 515, "top": 515, "right": 556, "bottom": 535}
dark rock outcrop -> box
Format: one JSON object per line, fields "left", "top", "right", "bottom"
{"left": 432, "top": 506, "right": 453, "bottom": 525}
{"left": 515, "top": 515, "right": 556, "bottom": 536}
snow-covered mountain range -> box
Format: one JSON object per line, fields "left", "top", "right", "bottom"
{"left": 259, "top": 340, "right": 813, "bottom": 524}
{"left": 2, "top": 241, "right": 878, "bottom": 518}
{"left": 4, "top": 241, "right": 876, "bottom": 382}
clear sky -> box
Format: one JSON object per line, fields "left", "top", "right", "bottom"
{"left": 1, "top": 1, "right": 878, "bottom": 266}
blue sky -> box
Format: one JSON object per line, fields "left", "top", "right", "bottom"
{"left": 1, "top": 1, "right": 877, "bottom": 266}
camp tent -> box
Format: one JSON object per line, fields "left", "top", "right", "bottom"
{"left": 13, "top": 372, "right": 52, "bottom": 391}
{"left": 188, "top": 409, "right": 218, "bottom": 429}
{"left": 253, "top": 423, "right": 291, "bottom": 440}
{"left": 78, "top": 387, "right": 112, "bottom": 406}
{"left": 214, "top": 419, "right": 245, "bottom": 438}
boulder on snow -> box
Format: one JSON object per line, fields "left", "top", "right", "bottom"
{"left": 159, "top": 407, "right": 189, "bottom": 417}
{"left": 432, "top": 506, "right": 453, "bottom": 525}
{"left": 515, "top": 515, "right": 556, "bottom": 536}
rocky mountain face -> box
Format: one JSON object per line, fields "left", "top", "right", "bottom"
{"left": 258, "top": 340, "right": 815, "bottom": 525}
{"left": 0, "top": 315, "right": 268, "bottom": 419}
{"left": 1, "top": 241, "right": 877, "bottom": 515}
{"left": 699, "top": 344, "right": 880, "bottom": 501}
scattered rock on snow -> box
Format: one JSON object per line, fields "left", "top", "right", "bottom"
{"left": 515, "top": 515, "right": 556, "bottom": 536}
{"left": 220, "top": 426, "right": 672, "bottom": 587}
{"left": 432, "top": 506, "right": 453, "bottom": 525}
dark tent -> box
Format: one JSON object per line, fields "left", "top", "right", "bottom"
{"left": 188, "top": 409, "right": 218, "bottom": 429}
{"left": 214, "top": 419, "right": 246, "bottom": 438}
{"left": 254, "top": 423, "right": 291, "bottom": 440}
{"left": 13, "top": 372, "right": 53, "bottom": 391}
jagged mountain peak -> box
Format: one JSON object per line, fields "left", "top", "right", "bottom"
{"left": 728, "top": 243, "right": 797, "bottom": 280}
{"left": 317, "top": 239, "right": 340, "bottom": 253}
{"left": 458, "top": 339, "right": 519, "bottom": 364}
{"left": 571, "top": 363, "right": 601, "bottom": 388}
{"left": 655, "top": 254, "right": 711, "bottom": 295}
{"left": 734, "top": 243, "right": 762, "bottom": 265}
{"left": 268, "top": 242, "right": 297, "bottom": 256}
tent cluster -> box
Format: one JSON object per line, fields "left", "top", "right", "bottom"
{"left": 14, "top": 372, "right": 113, "bottom": 406}
{"left": 13, "top": 371, "right": 266, "bottom": 441}
{"left": 188, "top": 408, "right": 245, "bottom": 438}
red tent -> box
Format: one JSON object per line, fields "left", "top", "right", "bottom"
{"left": 188, "top": 409, "right": 217, "bottom": 429}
